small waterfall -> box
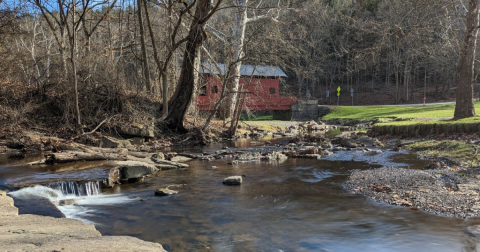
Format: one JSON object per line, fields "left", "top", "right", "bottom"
{"left": 47, "top": 181, "right": 101, "bottom": 197}
{"left": 10, "top": 180, "right": 132, "bottom": 224}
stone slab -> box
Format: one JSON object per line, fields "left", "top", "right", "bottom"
{"left": 36, "top": 236, "right": 166, "bottom": 251}
{"left": 0, "top": 206, "right": 18, "bottom": 216}
{"left": 0, "top": 195, "right": 14, "bottom": 206}
{"left": 0, "top": 214, "right": 100, "bottom": 239}
{"left": 0, "top": 189, "right": 8, "bottom": 196}
{"left": 170, "top": 156, "right": 193, "bottom": 162}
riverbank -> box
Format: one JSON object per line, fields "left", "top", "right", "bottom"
{"left": 343, "top": 134, "right": 480, "bottom": 218}
{"left": 345, "top": 166, "right": 480, "bottom": 218}
{"left": 0, "top": 118, "right": 295, "bottom": 154}
{"left": 0, "top": 189, "right": 166, "bottom": 251}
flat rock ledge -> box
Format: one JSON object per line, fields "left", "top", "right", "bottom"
{"left": 0, "top": 190, "right": 166, "bottom": 251}
{"left": 345, "top": 167, "right": 480, "bottom": 218}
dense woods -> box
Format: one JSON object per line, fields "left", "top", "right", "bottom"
{"left": 0, "top": 0, "right": 478, "bottom": 133}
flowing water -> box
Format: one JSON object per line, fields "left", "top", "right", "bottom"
{"left": 2, "top": 143, "right": 480, "bottom": 252}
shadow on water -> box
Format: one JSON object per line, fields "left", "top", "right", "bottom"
{"left": 1, "top": 143, "right": 480, "bottom": 251}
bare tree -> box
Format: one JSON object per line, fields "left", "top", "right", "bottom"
{"left": 137, "top": 0, "right": 152, "bottom": 92}
{"left": 165, "top": 0, "right": 222, "bottom": 132}
{"left": 210, "top": 0, "right": 282, "bottom": 120}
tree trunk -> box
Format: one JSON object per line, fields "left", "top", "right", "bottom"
{"left": 71, "top": 0, "right": 81, "bottom": 129}
{"left": 218, "top": 0, "right": 248, "bottom": 120}
{"left": 165, "top": 0, "right": 212, "bottom": 132}
{"left": 455, "top": 0, "right": 479, "bottom": 119}
{"left": 137, "top": 0, "right": 151, "bottom": 92}
{"left": 162, "top": 2, "right": 174, "bottom": 120}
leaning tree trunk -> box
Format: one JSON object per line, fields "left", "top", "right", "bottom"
{"left": 165, "top": 0, "right": 213, "bottom": 132}
{"left": 455, "top": 0, "right": 479, "bottom": 119}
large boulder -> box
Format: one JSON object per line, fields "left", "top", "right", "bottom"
{"left": 114, "top": 161, "right": 158, "bottom": 179}
{"left": 223, "top": 176, "right": 242, "bottom": 186}
{"left": 117, "top": 123, "right": 155, "bottom": 138}
{"left": 101, "top": 136, "right": 132, "bottom": 149}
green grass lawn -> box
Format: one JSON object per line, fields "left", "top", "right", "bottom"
{"left": 406, "top": 140, "right": 480, "bottom": 166}
{"left": 322, "top": 102, "right": 480, "bottom": 123}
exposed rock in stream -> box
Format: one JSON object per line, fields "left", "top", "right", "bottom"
{"left": 154, "top": 188, "right": 178, "bottom": 196}
{"left": 223, "top": 176, "right": 243, "bottom": 186}
{"left": 116, "top": 161, "right": 158, "bottom": 180}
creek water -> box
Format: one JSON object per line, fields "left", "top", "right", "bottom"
{"left": 1, "top": 141, "right": 480, "bottom": 252}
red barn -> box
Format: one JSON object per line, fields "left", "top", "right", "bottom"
{"left": 196, "top": 63, "right": 297, "bottom": 111}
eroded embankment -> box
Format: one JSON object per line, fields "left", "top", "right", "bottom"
{"left": 345, "top": 166, "right": 480, "bottom": 218}
{"left": 0, "top": 189, "right": 166, "bottom": 251}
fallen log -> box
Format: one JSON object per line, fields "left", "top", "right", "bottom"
{"left": 28, "top": 148, "right": 129, "bottom": 165}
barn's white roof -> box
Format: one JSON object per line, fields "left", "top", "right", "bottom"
{"left": 199, "top": 63, "right": 287, "bottom": 78}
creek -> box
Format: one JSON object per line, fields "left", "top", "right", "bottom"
{"left": 1, "top": 139, "right": 479, "bottom": 251}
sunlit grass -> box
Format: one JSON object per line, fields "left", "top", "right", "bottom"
{"left": 322, "top": 102, "right": 480, "bottom": 122}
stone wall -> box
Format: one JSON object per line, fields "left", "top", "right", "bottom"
{"left": 290, "top": 100, "right": 331, "bottom": 121}
{"left": 273, "top": 110, "right": 292, "bottom": 120}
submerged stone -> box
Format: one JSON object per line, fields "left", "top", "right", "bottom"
{"left": 466, "top": 225, "right": 480, "bottom": 238}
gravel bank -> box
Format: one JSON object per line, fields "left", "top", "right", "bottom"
{"left": 345, "top": 166, "right": 480, "bottom": 218}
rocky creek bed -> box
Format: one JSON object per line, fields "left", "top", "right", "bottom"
{"left": 7, "top": 118, "right": 480, "bottom": 247}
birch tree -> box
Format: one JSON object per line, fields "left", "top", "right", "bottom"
{"left": 211, "top": 0, "right": 283, "bottom": 120}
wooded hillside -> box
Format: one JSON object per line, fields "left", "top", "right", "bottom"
{"left": 0, "top": 0, "right": 473, "bottom": 133}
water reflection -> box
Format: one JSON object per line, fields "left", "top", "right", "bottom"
{"left": 82, "top": 159, "right": 473, "bottom": 251}
{"left": 2, "top": 149, "right": 480, "bottom": 251}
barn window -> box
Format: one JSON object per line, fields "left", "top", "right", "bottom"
{"left": 212, "top": 86, "right": 219, "bottom": 93}
{"left": 199, "top": 86, "right": 207, "bottom": 96}
{"left": 269, "top": 87, "right": 276, "bottom": 94}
